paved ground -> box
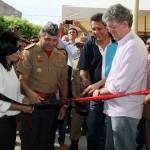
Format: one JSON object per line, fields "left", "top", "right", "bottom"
{"left": 15, "top": 131, "right": 87, "bottom": 150}
{"left": 15, "top": 132, "right": 147, "bottom": 150}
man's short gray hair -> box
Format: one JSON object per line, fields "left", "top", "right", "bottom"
{"left": 40, "top": 21, "right": 59, "bottom": 36}
{"left": 102, "top": 4, "right": 133, "bottom": 28}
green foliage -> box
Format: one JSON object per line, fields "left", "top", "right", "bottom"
{"left": 142, "top": 35, "right": 150, "bottom": 43}
{"left": 0, "top": 13, "right": 5, "bottom": 33}
{"left": 0, "top": 13, "right": 41, "bottom": 39}
{"left": 64, "top": 27, "right": 68, "bottom": 35}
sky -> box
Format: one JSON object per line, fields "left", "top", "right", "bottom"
{"left": 2, "top": 0, "right": 150, "bottom": 26}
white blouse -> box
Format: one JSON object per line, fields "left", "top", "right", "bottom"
{"left": 0, "top": 64, "right": 24, "bottom": 117}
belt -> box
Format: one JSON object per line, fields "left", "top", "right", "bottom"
{"left": 34, "top": 91, "right": 59, "bottom": 107}
{"left": 34, "top": 91, "right": 55, "bottom": 98}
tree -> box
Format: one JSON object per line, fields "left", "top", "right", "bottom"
{"left": 0, "top": 13, "right": 5, "bottom": 33}
{"left": 0, "top": 13, "right": 41, "bottom": 39}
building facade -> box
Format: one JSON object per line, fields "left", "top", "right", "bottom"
{"left": 0, "top": 0, "right": 22, "bottom": 18}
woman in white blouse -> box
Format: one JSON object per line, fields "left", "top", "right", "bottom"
{"left": 0, "top": 31, "right": 34, "bottom": 150}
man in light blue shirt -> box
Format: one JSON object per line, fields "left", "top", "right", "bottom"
{"left": 78, "top": 13, "right": 117, "bottom": 150}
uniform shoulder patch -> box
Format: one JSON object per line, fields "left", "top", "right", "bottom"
{"left": 24, "top": 43, "right": 35, "bottom": 50}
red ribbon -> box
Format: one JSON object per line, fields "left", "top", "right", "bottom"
{"left": 62, "top": 89, "right": 150, "bottom": 103}
{"left": 25, "top": 89, "right": 150, "bottom": 129}
{"left": 25, "top": 114, "right": 33, "bottom": 129}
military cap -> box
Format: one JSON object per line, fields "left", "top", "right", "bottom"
{"left": 74, "top": 36, "right": 88, "bottom": 46}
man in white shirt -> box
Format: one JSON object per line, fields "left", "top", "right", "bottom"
{"left": 93, "top": 4, "right": 148, "bottom": 150}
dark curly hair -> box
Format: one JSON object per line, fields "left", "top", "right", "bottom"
{"left": 90, "top": 13, "right": 106, "bottom": 26}
{"left": 0, "top": 31, "right": 19, "bottom": 71}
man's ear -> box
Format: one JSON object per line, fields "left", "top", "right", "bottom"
{"left": 38, "top": 34, "right": 41, "bottom": 40}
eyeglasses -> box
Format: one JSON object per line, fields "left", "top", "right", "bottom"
{"left": 106, "top": 23, "right": 120, "bottom": 30}
{"left": 146, "top": 42, "right": 150, "bottom": 45}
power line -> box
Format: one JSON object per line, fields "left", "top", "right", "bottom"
{"left": 11, "top": 6, "right": 61, "bottom": 9}
{"left": 23, "top": 14, "right": 61, "bottom": 17}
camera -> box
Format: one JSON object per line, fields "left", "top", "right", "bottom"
{"left": 65, "top": 20, "right": 73, "bottom": 24}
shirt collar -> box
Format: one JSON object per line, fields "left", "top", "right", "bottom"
{"left": 118, "top": 30, "right": 133, "bottom": 46}
{"left": 95, "top": 39, "right": 112, "bottom": 50}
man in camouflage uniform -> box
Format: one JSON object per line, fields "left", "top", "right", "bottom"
{"left": 69, "top": 37, "right": 88, "bottom": 150}
{"left": 17, "top": 21, "right": 68, "bottom": 150}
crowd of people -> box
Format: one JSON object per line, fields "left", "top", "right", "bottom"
{"left": 0, "top": 3, "right": 150, "bottom": 150}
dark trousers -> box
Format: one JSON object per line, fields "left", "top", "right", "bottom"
{"left": 136, "top": 118, "right": 145, "bottom": 150}
{"left": 68, "top": 65, "right": 73, "bottom": 99}
{"left": 82, "top": 117, "right": 88, "bottom": 132}
{"left": 87, "top": 101, "right": 106, "bottom": 150}
{"left": 67, "top": 66, "right": 73, "bottom": 129}
{"left": 21, "top": 107, "right": 59, "bottom": 150}
{"left": 57, "top": 116, "right": 67, "bottom": 144}
{"left": 0, "top": 116, "right": 16, "bottom": 150}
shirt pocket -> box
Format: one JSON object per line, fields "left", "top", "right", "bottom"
{"left": 53, "top": 60, "right": 65, "bottom": 79}
{"left": 32, "top": 59, "right": 46, "bottom": 74}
